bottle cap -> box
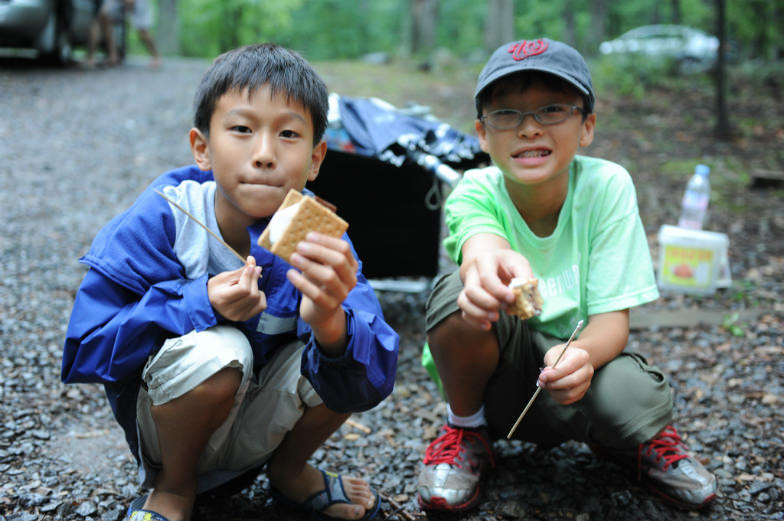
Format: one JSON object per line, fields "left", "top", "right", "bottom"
{"left": 695, "top": 164, "right": 710, "bottom": 176}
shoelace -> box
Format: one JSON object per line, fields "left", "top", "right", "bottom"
{"left": 423, "top": 425, "right": 494, "bottom": 468}
{"left": 638, "top": 425, "right": 690, "bottom": 477}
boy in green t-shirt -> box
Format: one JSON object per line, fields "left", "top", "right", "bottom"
{"left": 417, "top": 38, "right": 717, "bottom": 512}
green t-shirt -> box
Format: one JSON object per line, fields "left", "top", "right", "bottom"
{"left": 443, "top": 155, "right": 659, "bottom": 339}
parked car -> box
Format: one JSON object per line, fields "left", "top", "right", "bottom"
{"left": 599, "top": 25, "right": 719, "bottom": 73}
{"left": 0, "top": 0, "right": 124, "bottom": 64}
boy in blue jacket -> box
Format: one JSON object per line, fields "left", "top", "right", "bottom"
{"left": 62, "top": 43, "right": 398, "bottom": 521}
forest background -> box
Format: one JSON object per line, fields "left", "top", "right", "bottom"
{"left": 126, "top": 0, "right": 784, "bottom": 142}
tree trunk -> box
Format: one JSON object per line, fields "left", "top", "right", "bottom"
{"left": 563, "top": 0, "right": 576, "bottom": 47}
{"left": 483, "top": 0, "right": 515, "bottom": 52}
{"left": 587, "top": 0, "right": 607, "bottom": 55}
{"left": 411, "top": 0, "right": 438, "bottom": 54}
{"left": 715, "top": 0, "right": 731, "bottom": 140}
{"left": 218, "top": 4, "right": 241, "bottom": 53}
{"left": 358, "top": 0, "right": 369, "bottom": 55}
{"left": 156, "top": 0, "right": 178, "bottom": 56}
{"left": 670, "top": 0, "right": 681, "bottom": 24}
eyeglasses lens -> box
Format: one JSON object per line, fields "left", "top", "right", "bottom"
{"left": 486, "top": 104, "right": 579, "bottom": 129}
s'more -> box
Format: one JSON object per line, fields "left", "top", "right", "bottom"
{"left": 506, "top": 277, "right": 543, "bottom": 320}
{"left": 258, "top": 189, "right": 348, "bottom": 263}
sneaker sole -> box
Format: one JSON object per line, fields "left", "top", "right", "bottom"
{"left": 643, "top": 480, "right": 717, "bottom": 510}
{"left": 417, "top": 487, "right": 482, "bottom": 512}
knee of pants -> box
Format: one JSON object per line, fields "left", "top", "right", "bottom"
{"left": 584, "top": 353, "right": 673, "bottom": 442}
{"left": 142, "top": 325, "right": 254, "bottom": 406}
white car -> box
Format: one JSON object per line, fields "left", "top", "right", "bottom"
{"left": 599, "top": 25, "right": 719, "bottom": 73}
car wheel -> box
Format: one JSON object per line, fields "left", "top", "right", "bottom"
{"left": 678, "top": 56, "right": 705, "bottom": 75}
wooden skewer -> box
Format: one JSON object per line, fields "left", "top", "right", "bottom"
{"left": 378, "top": 492, "right": 417, "bottom": 521}
{"left": 154, "top": 189, "right": 247, "bottom": 264}
{"left": 346, "top": 417, "right": 372, "bottom": 434}
{"left": 506, "top": 319, "right": 584, "bottom": 439}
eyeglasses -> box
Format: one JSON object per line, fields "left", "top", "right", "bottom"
{"left": 480, "top": 104, "right": 585, "bottom": 130}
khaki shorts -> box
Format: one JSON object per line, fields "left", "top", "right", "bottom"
{"left": 102, "top": 0, "right": 153, "bottom": 29}
{"left": 425, "top": 270, "right": 673, "bottom": 448}
{"left": 136, "top": 326, "right": 322, "bottom": 492}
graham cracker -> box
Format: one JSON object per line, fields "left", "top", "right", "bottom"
{"left": 258, "top": 189, "right": 348, "bottom": 263}
{"left": 507, "top": 278, "right": 544, "bottom": 320}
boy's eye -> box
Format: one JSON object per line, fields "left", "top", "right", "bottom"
{"left": 230, "top": 125, "right": 252, "bottom": 134}
{"left": 280, "top": 129, "right": 300, "bottom": 138}
{"left": 540, "top": 104, "right": 567, "bottom": 114}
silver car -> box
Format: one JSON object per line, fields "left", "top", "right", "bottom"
{"left": 599, "top": 25, "right": 719, "bottom": 73}
{"left": 0, "top": 0, "right": 96, "bottom": 64}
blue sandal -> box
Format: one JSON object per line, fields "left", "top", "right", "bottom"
{"left": 125, "top": 495, "right": 173, "bottom": 521}
{"left": 270, "top": 470, "right": 381, "bottom": 521}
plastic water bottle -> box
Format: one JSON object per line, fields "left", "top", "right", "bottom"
{"left": 678, "top": 164, "right": 711, "bottom": 230}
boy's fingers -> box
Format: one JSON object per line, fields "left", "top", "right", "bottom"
{"left": 463, "top": 268, "right": 505, "bottom": 312}
{"left": 296, "top": 236, "right": 357, "bottom": 278}
{"left": 291, "top": 237, "right": 358, "bottom": 299}
{"left": 474, "top": 257, "right": 516, "bottom": 303}
{"left": 457, "top": 291, "right": 498, "bottom": 329}
{"left": 287, "top": 269, "right": 340, "bottom": 312}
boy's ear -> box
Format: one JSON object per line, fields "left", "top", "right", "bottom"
{"left": 307, "top": 140, "right": 328, "bottom": 182}
{"left": 579, "top": 113, "right": 596, "bottom": 148}
{"left": 189, "top": 128, "right": 211, "bottom": 170}
{"left": 475, "top": 119, "right": 490, "bottom": 153}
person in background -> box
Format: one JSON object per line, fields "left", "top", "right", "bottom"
{"left": 86, "top": 0, "right": 161, "bottom": 68}
{"left": 85, "top": 0, "right": 118, "bottom": 67}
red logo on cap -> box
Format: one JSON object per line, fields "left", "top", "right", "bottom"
{"left": 507, "top": 39, "right": 548, "bottom": 61}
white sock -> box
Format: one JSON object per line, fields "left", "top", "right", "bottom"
{"left": 447, "top": 404, "right": 487, "bottom": 429}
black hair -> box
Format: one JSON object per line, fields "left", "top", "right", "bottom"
{"left": 475, "top": 70, "right": 592, "bottom": 120}
{"left": 193, "top": 43, "right": 329, "bottom": 145}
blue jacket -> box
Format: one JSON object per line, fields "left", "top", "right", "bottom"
{"left": 62, "top": 166, "right": 399, "bottom": 459}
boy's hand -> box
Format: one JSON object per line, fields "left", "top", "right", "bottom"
{"left": 537, "top": 343, "right": 594, "bottom": 405}
{"left": 458, "top": 248, "right": 533, "bottom": 330}
{"left": 287, "top": 232, "right": 358, "bottom": 354}
{"left": 207, "top": 256, "right": 267, "bottom": 322}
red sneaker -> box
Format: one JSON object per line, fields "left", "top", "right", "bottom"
{"left": 416, "top": 424, "right": 495, "bottom": 511}
{"left": 637, "top": 425, "right": 718, "bottom": 509}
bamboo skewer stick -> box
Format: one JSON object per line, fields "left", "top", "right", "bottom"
{"left": 154, "top": 189, "right": 247, "bottom": 264}
{"left": 506, "top": 319, "right": 584, "bottom": 439}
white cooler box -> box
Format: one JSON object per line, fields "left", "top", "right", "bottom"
{"left": 657, "top": 224, "right": 731, "bottom": 295}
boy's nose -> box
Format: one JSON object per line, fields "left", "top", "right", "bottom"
{"left": 517, "top": 115, "right": 544, "bottom": 138}
{"left": 252, "top": 135, "right": 276, "bottom": 168}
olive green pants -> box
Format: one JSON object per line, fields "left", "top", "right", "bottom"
{"left": 424, "top": 270, "right": 673, "bottom": 448}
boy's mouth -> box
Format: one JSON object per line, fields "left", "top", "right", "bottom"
{"left": 513, "top": 148, "right": 551, "bottom": 158}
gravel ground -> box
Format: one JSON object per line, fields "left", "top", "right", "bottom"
{"left": 1, "top": 57, "right": 783, "bottom": 521}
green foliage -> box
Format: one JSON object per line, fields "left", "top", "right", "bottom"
{"left": 177, "top": 0, "right": 302, "bottom": 58}
{"left": 658, "top": 159, "right": 709, "bottom": 179}
{"left": 591, "top": 53, "right": 675, "bottom": 99}
{"left": 514, "top": 0, "right": 568, "bottom": 42}
{"left": 436, "top": 0, "right": 485, "bottom": 57}
{"left": 282, "top": 1, "right": 404, "bottom": 60}
{"left": 176, "top": 0, "right": 403, "bottom": 59}
{"left": 161, "top": 0, "right": 783, "bottom": 65}
{"left": 721, "top": 312, "right": 747, "bottom": 337}
{"left": 728, "top": 0, "right": 784, "bottom": 60}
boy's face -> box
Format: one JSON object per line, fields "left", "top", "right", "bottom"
{"left": 475, "top": 79, "right": 595, "bottom": 190}
{"left": 190, "top": 85, "right": 327, "bottom": 227}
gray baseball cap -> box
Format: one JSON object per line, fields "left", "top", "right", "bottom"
{"left": 475, "top": 38, "right": 595, "bottom": 112}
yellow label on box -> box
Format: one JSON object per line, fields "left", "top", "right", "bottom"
{"left": 660, "top": 244, "right": 715, "bottom": 288}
